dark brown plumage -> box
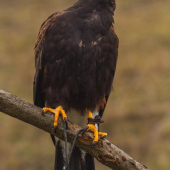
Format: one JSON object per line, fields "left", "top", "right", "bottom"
{"left": 33, "top": 0, "right": 118, "bottom": 169}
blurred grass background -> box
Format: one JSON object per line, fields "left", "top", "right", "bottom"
{"left": 0, "top": 0, "right": 170, "bottom": 169}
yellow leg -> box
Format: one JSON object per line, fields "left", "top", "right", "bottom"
{"left": 43, "top": 106, "right": 67, "bottom": 127}
{"left": 88, "top": 110, "right": 93, "bottom": 118}
{"left": 83, "top": 110, "right": 107, "bottom": 145}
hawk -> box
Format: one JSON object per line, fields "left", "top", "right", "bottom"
{"left": 33, "top": 0, "right": 118, "bottom": 169}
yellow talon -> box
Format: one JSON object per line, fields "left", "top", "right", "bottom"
{"left": 98, "top": 132, "right": 107, "bottom": 137}
{"left": 43, "top": 105, "right": 67, "bottom": 126}
{"left": 86, "top": 124, "right": 99, "bottom": 142}
{"left": 83, "top": 110, "right": 108, "bottom": 144}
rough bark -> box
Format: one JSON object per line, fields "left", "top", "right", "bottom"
{"left": 0, "top": 90, "right": 148, "bottom": 170}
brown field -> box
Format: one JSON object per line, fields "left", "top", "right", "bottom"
{"left": 0, "top": 0, "right": 170, "bottom": 170}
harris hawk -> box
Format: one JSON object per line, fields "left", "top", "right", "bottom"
{"left": 33, "top": 0, "right": 119, "bottom": 169}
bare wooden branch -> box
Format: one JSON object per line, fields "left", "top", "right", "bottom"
{"left": 0, "top": 90, "right": 148, "bottom": 170}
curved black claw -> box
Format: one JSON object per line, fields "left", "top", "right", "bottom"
{"left": 42, "top": 109, "right": 45, "bottom": 117}
{"left": 54, "top": 125, "right": 58, "bottom": 133}
{"left": 64, "top": 117, "right": 68, "bottom": 129}
{"left": 100, "top": 135, "right": 107, "bottom": 139}
{"left": 91, "top": 141, "right": 97, "bottom": 148}
{"left": 82, "top": 126, "right": 89, "bottom": 137}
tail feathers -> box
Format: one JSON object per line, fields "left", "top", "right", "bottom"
{"left": 54, "top": 140, "right": 95, "bottom": 170}
{"left": 54, "top": 140, "right": 65, "bottom": 170}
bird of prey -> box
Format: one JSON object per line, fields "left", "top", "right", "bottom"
{"left": 33, "top": 0, "right": 118, "bottom": 169}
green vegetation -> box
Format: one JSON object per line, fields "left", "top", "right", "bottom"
{"left": 0, "top": 0, "right": 170, "bottom": 169}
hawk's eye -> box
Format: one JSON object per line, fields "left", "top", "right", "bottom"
{"left": 111, "top": 0, "right": 115, "bottom": 4}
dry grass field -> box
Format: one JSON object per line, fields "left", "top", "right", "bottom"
{"left": 0, "top": 0, "right": 170, "bottom": 170}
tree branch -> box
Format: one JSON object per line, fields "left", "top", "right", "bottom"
{"left": 0, "top": 90, "right": 148, "bottom": 170}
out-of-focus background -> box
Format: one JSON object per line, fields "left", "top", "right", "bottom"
{"left": 0, "top": 0, "right": 170, "bottom": 169}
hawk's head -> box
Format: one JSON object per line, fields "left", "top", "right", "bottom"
{"left": 93, "top": 0, "right": 116, "bottom": 12}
